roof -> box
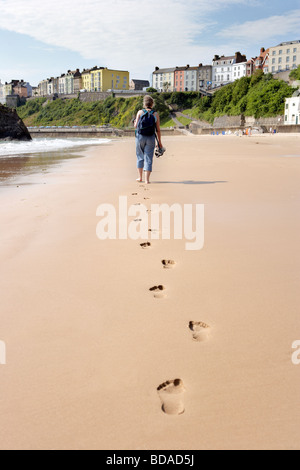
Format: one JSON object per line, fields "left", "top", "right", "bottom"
{"left": 275, "top": 40, "right": 300, "bottom": 47}
{"left": 213, "top": 56, "right": 235, "bottom": 62}
{"left": 131, "top": 79, "right": 149, "bottom": 84}
{"left": 153, "top": 68, "right": 176, "bottom": 74}
{"left": 292, "top": 89, "right": 300, "bottom": 97}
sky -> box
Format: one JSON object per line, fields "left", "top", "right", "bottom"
{"left": 0, "top": 0, "right": 299, "bottom": 86}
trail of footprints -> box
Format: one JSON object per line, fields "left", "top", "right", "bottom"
{"left": 133, "top": 184, "right": 211, "bottom": 415}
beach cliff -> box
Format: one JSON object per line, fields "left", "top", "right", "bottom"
{"left": 0, "top": 104, "right": 32, "bottom": 141}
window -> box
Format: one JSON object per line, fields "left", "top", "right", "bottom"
{"left": 279, "top": 57, "right": 282, "bottom": 64}
{"left": 287, "top": 49, "right": 290, "bottom": 54}
{"left": 293, "top": 48, "right": 297, "bottom": 53}
{"left": 272, "top": 51, "right": 276, "bottom": 56}
{"left": 272, "top": 66, "right": 275, "bottom": 72}
{"left": 286, "top": 103, "right": 289, "bottom": 109}
{"left": 227, "top": 75, "right": 230, "bottom": 80}
{"left": 285, "top": 115, "right": 287, "bottom": 121}
{"left": 293, "top": 56, "right": 297, "bottom": 62}
{"left": 272, "top": 58, "right": 276, "bottom": 64}
{"left": 279, "top": 50, "right": 282, "bottom": 55}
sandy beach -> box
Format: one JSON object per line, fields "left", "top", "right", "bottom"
{"left": 0, "top": 133, "right": 299, "bottom": 450}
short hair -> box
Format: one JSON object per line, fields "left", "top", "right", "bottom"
{"left": 143, "top": 95, "right": 154, "bottom": 109}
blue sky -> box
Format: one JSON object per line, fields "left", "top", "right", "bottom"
{"left": 0, "top": 0, "right": 299, "bottom": 86}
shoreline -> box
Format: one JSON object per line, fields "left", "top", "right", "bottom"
{"left": 0, "top": 134, "right": 299, "bottom": 450}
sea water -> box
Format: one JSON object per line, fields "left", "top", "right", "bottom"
{"left": 0, "top": 137, "right": 111, "bottom": 184}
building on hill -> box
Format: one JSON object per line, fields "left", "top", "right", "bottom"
{"left": 232, "top": 61, "right": 247, "bottom": 80}
{"left": 81, "top": 69, "right": 92, "bottom": 91}
{"left": 152, "top": 67, "right": 176, "bottom": 92}
{"left": 284, "top": 90, "right": 300, "bottom": 125}
{"left": 174, "top": 66, "right": 186, "bottom": 91}
{"left": 13, "top": 81, "right": 29, "bottom": 98}
{"left": 130, "top": 79, "right": 150, "bottom": 90}
{"left": 212, "top": 51, "right": 247, "bottom": 88}
{"left": 269, "top": 40, "right": 300, "bottom": 74}
{"left": 100, "top": 68, "right": 129, "bottom": 91}
{"left": 73, "top": 69, "right": 83, "bottom": 93}
{"left": 38, "top": 79, "right": 49, "bottom": 96}
{"left": 48, "top": 77, "right": 59, "bottom": 95}
{"left": 198, "top": 64, "right": 212, "bottom": 90}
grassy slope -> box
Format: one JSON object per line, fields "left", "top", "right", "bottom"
{"left": 17, "top": 71, "right": 296, "bottom": 128}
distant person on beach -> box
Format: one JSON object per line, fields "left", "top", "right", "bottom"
{"left": 134, "top": 95, "right": 163, "bottom": 184}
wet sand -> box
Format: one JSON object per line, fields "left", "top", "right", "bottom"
{"left": 0, "top": 134, "right": 299, "bottom": 450}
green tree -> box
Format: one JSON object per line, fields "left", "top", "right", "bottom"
{"left": 289, "top": 65, "right": 300, "bottom": 81}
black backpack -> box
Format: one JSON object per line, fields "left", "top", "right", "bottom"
{"left": 137, "top": 109, "right": 156, "bottom": 136}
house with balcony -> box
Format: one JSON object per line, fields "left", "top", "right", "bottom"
{"left": 48, "top": 77, "right": 59, "bottom": 95}
{"left": 212, "top": 52, "right": 247, "bottom": 88}
{"left": 198, "top": 64, "right": 212, "bottom": 90}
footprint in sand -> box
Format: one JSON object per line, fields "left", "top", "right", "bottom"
{"left": 189, "top": 321, "right": 210, "bottom": 342}
{"left": 149, "top": 285, "right": 166, "bottom": 298}
{"left": 140, "top": 242, "right": 151, "bottom": 249}
{"left": 134, "top": 218, "right": 142, "bottom": 222}
{"left": 162, "top": 260, "right": 176, "bottom": 269}
{"left": 132, "top": 193, "right": 138, "bottom": 196}
{"left": 157, "top": 379, "right": 185, "bottom": 415}
{"left": 144, "top": 197, "right": 150, "bottom": 200}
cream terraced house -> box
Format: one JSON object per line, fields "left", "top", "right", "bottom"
{"left": 153, "top": 67, "right": 176, "bottom": 92}
{"left": 269, "top": 40, "right": 300, "bottom": 74}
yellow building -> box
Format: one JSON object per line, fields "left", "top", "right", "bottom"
{"left": 81, "top": 69, "right": 92, "bottom": 91}
{"left": 101, "top": 68, "right": 129, "bottom": 91}
{"left": 86, "top": 67, "right": 129, "bottom": 92}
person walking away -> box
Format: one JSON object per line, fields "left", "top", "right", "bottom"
{"left": 134, "top": 95, "right": 163, "bottom": 184}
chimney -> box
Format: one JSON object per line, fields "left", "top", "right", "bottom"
{"left": 155, "top": 66, "right": 159, "bottom": 71}
{"left": 199, "top": 63, "right": 203, "bottom": 67}
{"left": 186, "top": 64, "right": 190, "bottom": 68}
{"left": 213, "top": 55, "right": 219, "bottom": 61}
{"left": 260, "top": 47, "right": 265, "bottom": 55}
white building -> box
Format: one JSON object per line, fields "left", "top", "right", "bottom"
{"left": 59, "top": 74, "right": 67, "bottom": 94}
{"left": 232, "top": 62, "right": 247, "bottom": 80}
{"left": 212, "top": 52, "right": 247, "bottom": 88}
{"left": 269, "top": 40, "right": 300, "bottom": 74}
{"left": 284, "top": 92, "right": 300, "bottom": 125}
{"left": 184, "top": 67, "right": 198, "bottom": 91}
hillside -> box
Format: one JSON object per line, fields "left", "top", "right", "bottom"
{"left": 17, "top": 94, "right": 171, "bottom": 128}
{"left": 17, "top": 70, "right": 296, "bottom": 128}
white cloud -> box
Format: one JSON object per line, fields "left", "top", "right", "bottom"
{"left": 0, "top": 0, "right": 254, "bottom": 79}
{"left": 218, "top": 9, "right": 300, "bottom": 42}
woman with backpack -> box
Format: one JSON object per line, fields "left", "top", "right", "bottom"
{"left": 134, "top": 95, "right": 163, "bottom": 184}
